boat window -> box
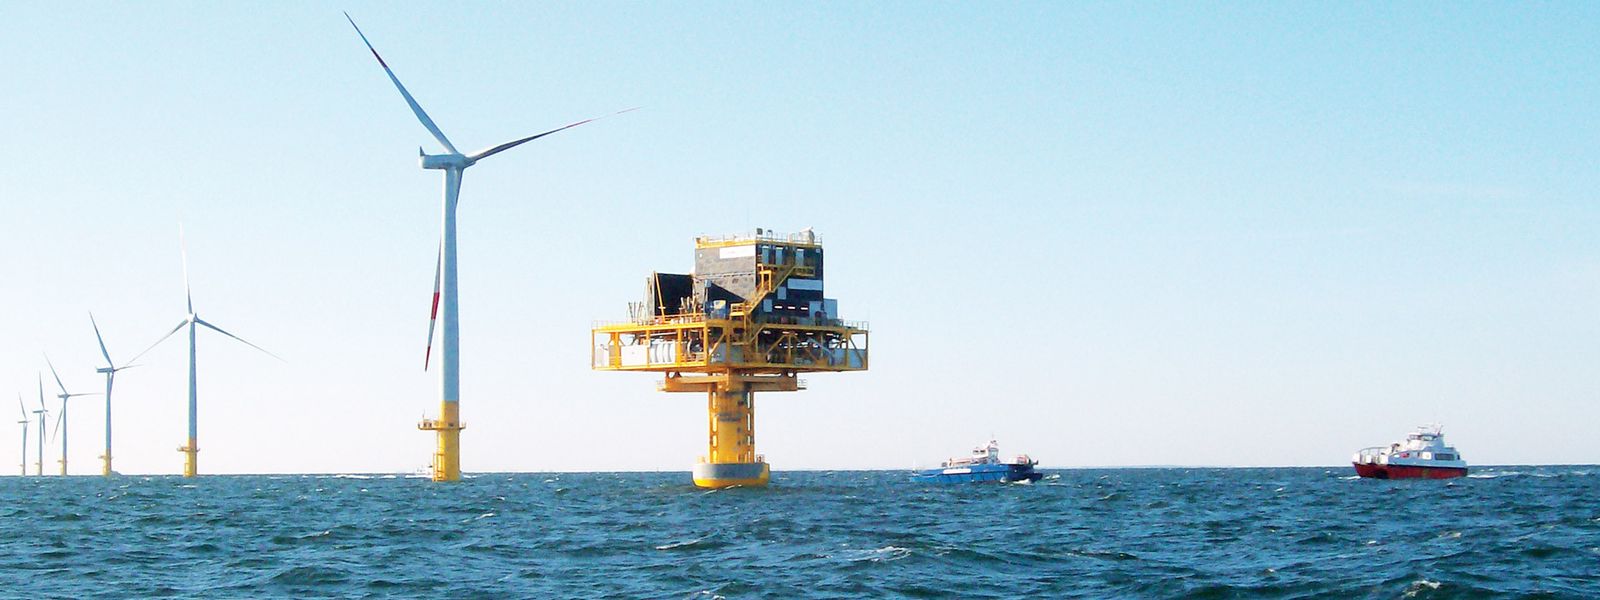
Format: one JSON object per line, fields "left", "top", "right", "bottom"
{"left": 1436, "top": 454, "right": 1455, "bottom": 461}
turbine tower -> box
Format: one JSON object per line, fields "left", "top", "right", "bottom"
{"left": 33, "top": 376, "right": 47, "bottom": 476}
{"left": 46, "top": 355, "right": 97, "bottom": 476}
{"left": 17, "top": 395, "right": 29, "bottom": 476}
{"left": 90, "top": 313, "right": 137, "bottom": 476}
{"left": 131, "top": 229, "right": 279, "bottom": 477}
{"left": 345, "top": 13, "right": 631, "bottom": 481}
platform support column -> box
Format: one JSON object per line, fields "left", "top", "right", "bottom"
{"left": 179, "top": 439, "right": 197, "bottom": 477}
{"left": 420, "top": 401, "right": 463, "bottom": 482}
{"left": 709, "top": 383, "right": 755, "bottom": 464}
{"left": 693, "top": 380, "right": 769, "bottom": 488}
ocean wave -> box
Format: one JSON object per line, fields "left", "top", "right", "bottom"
{"left": 1401, "top": 579, "right": 1441, "bottom": 598}
{"left": 2, "top": 469, "right": 1594, "bottom": 597}
{"left": 845, "top": 545, "right": 912, "bottom": 563}
{"left": 656, "top": 534, "right": 713, "bottom": 551}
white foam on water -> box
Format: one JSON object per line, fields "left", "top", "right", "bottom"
{"left": 655, "top": 535, "right": 709, "bottom": 550}
{"left": 847, "top": 546, "right": 912, "bottom": 563}
{"left": 1402, "top": 579, "right": 1441, "bottom": 597}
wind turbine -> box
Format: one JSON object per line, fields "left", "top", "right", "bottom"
{"left": 130, "top": 229, "right": 280, "bottom": 477}
{"left": 90, "top": 313, "right": 137, "bottom": 476}
{"left": 33, "top": 376, "right": 47, "bottom": 476}
{"left": 345, "top": 13, "right": 633, "bottom": 481}
{"left": 46, "top": 355, "right": 97, "bottom": 476}
{"left": 17, "top": 395, "right": 28, "bottom": 476}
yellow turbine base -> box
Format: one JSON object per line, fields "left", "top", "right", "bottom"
{"left": 179, "top": 440, "right": 197, "bottom": 478}
{"left": 101, "top": 453, "right": 111, "bottom": 477}
{"left": 419, "top": 401, "right": 463, "bottom": 482}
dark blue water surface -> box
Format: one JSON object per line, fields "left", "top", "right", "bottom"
{"left": 3, "top": 466, "right": 1597, "bottom": 598}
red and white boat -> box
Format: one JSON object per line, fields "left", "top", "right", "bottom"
{"left": 1351, "top": 424, "right": 1467, "bottom": 479}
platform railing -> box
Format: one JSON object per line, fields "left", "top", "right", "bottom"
{"left": 695, "top": 231, "right": 821, "bottom": 247}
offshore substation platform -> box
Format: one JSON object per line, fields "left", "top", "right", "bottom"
{"left": 592, "top": 229, "right": 869, "bottom": 488}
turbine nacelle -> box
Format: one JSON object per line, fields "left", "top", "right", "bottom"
{"left": 420, "top": 151, "right": 474, "bottom": 170}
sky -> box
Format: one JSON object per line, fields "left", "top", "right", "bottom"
{"left": 0, "top": 3, "right": 1595, "bottom": 475}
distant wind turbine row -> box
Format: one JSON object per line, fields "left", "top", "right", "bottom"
{"left": 14, "top": 233, "right": 276, "bottom": 478}
{"left": 15, "top": 13, "right": 623, "bottom": 479}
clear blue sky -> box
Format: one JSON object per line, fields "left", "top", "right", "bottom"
{"left": 1, "top": 3, "right": 1595, "bottom": 474}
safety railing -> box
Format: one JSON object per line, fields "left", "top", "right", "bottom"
{"left": 695, "top": 230, "right": 821, "bottom": 247}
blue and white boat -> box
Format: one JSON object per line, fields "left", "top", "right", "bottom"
{"left": 911, "top": 440, "right": 1042, "bottom": 484}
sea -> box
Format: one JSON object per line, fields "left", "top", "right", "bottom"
{"left": 3, "top": 466, "right": 1595, "bottom": 598}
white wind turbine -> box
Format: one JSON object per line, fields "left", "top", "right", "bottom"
{"left": 90, "top": 313, "right": 138, "bottom": 476}
{"left": 345, "top": 13, "right": 633, "bottom": 481}
{"left": 17, "top": 395, "right": 28, "bottom": 476}
{"left": 46, "top": 355, "right": 98, "bottom": 476}
{"left": 130, "top": 229, "right": 280, "bottom": 477}
{"left": 33, "top": 376, "right": 47, "bottom": 476}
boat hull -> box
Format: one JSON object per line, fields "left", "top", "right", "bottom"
{"left": 1352, "top": 462, "right": 1467, "bottom": 480}
{"left": 911, "top": 463, "right": 1042, "bottom": 484}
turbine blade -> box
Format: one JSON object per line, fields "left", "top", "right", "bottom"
{"left": 45, "top": 355, "right": 67, "bottom": 395}
{"left": 37, "top": 374, "right": 45, "bottom": 410}
{"left": 50, "top": 411, "right": 62, "bottom": 444}
{"left": 194, "top": 318, "right": 284, "bottom": 362}
{"left": 17, "top": 394, "right": 24, "bottom": 420}
{"left": 90, "top": 312, "right": 115, "bottom": 367}
{"left": 129, "top": 318, "right": 192, "bottom": 364}
{"left": 345, "top": 13, "right": 459, "bottom": 155}
{"left": 180, "top": 224, "right": 193, "bottom": 314}
{"left": 425, "top": 241, "right": 441, "bottom": 370}
{"left": 468, "top": 107, "right": 640, "bottom": 162}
